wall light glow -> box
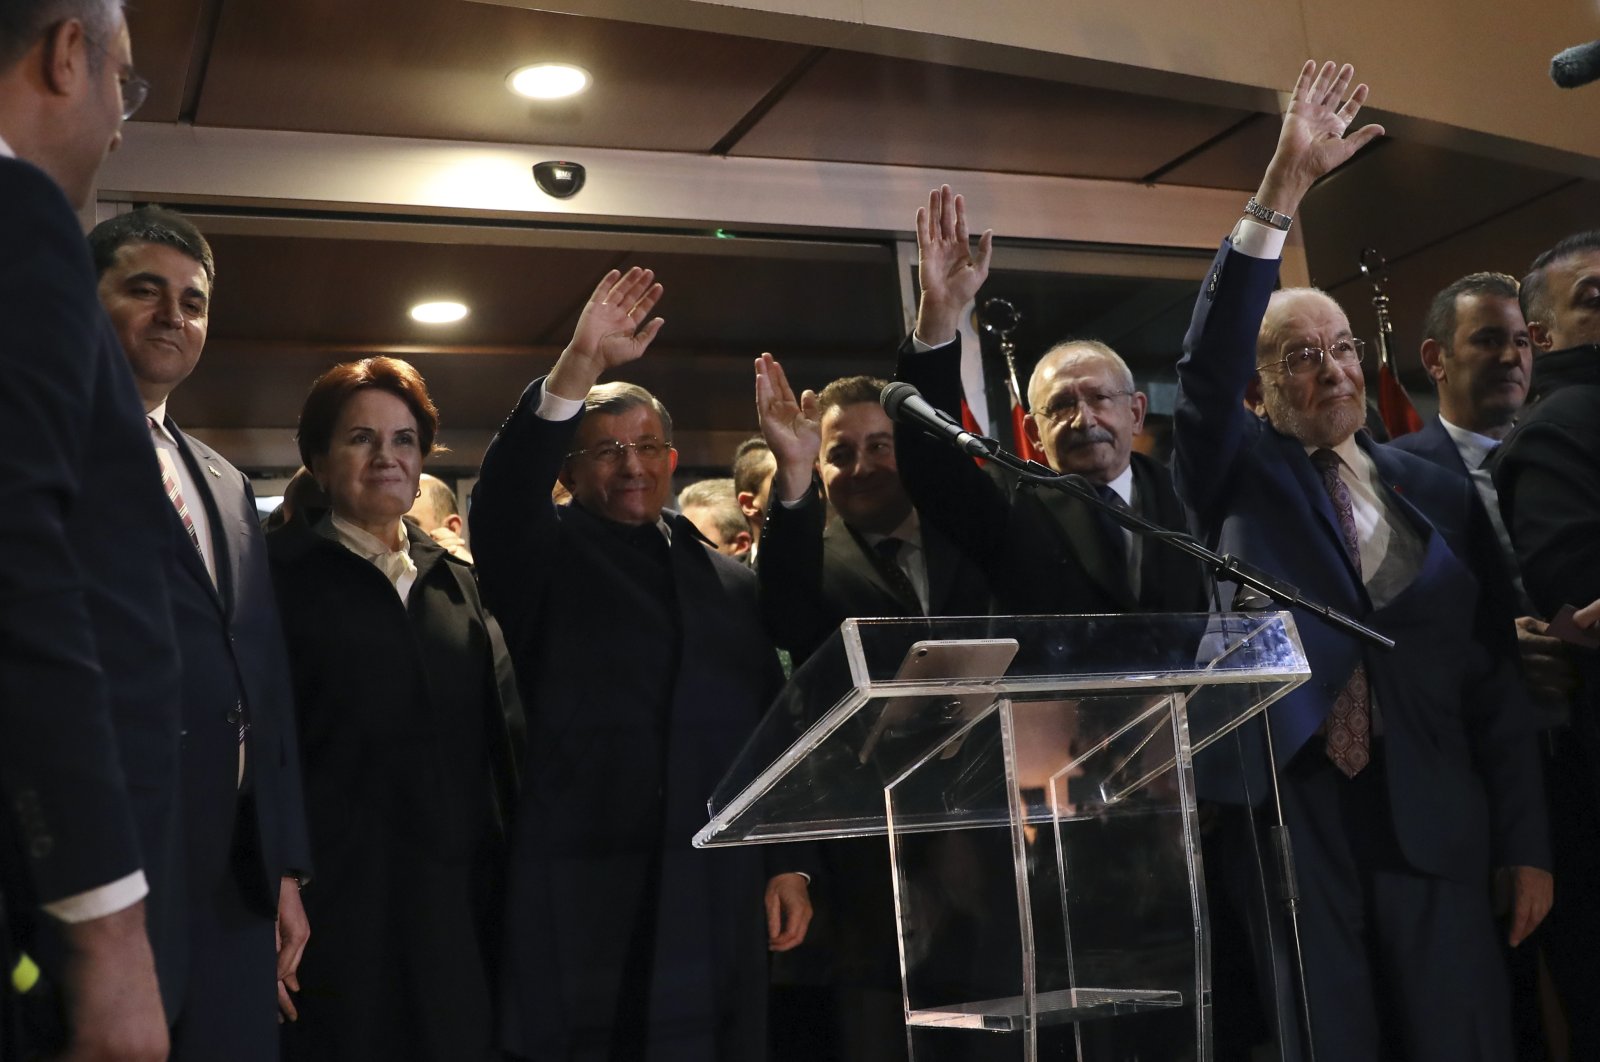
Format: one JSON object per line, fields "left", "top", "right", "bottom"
{"left": 410, "top": 301, "right": 469, "bottom": 324}
{"left": 507, "top": 63, "right": 591, "bottom": 101}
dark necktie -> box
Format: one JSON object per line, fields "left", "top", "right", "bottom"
{"left": 621, "top": 520, "right": 671, "bottom": 567}
{"left": 873, "top": 537, "right": 923, "bottom": 613}
{"left": 1092, "top": 484, "right": 1133, "bottom": 592}
{"left": 1309, "top": 448, "right": 1371, "bottom": 778}
{"left": 1478, "top": 441, "right": 1500, "bottom": 471}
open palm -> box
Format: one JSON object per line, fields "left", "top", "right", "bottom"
{"left": 570, "top": 267, "right": 665, "bottom": 370}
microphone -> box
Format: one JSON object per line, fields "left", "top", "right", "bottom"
{"left": 1552, "top": 40, "right": 1600, "bottom": 88}
{"left": 879, "top": 381, "right": 995, "bottom": 459}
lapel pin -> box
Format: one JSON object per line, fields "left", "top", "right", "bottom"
{"left": 207, "top": 464, "right": 221, "bottom": 477}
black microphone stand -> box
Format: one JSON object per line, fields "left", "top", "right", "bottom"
{"left": 947, "top": 429, "right": 1394, "bottom": 651}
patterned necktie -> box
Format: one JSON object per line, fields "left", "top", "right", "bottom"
{"left": 149, "top": 418, "right": 203, "bottom": 557}
{"left": 1309, "top": 448, "right": 1371, "bottom": 778}
{"left": 873, "top": 537, "right": 923, "bottom": 613}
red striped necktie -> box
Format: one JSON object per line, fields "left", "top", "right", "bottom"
{"left": 149, "top": 417, "right": 203, "bottom": 556}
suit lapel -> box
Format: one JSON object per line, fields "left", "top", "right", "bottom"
{"left": 1034, "top": 486, "right": 1135, "bottom": 609}
{"left": 829, "top": 520, "right": 918, "bottom": 613}
{"left": 166, "top": 421, "right": 231, "bottom": 614}
{"left": 920, "top": 522, "right": 960, "bottom": 615}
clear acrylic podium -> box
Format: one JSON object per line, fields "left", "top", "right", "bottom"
{"left": 695, "top": 613, "right": 1309, "bottom": 1062}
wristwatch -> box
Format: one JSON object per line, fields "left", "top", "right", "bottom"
{"left": 1243, "top": 197, "right": 1293, "bottom": 232}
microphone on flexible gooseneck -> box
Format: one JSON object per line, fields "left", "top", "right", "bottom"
{"left": 1552, "top": 40, "right": 1600, "bottom": 88}
{"left": 879, "top": 381, "right": 997, "bottom": 459}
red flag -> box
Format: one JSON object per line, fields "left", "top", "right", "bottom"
{"left": 957, "top": 395, "right": 1044, "bottom": 466}
{"left": 1376, "top": 354, "right": 1423, "bottom": 438}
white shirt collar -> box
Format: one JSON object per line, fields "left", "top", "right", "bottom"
{"left": 860, "top": 506, "right": 922, "bottom": 550}
{"left": 0, "top": 133, "right": 13, "bottom": 159}
{"left": 330, "top": 511, "right": 409, "bottom": 557}
{"left": 1302, "top": 432, "right": 1365, "bottom": 470}
{"left": 1437, "top": 415, "right": 1500, "bottom": 471}
{"left": 145, "top": 400, "right": 176, "bottom": 444}
{"left": 1104, "top": 463, "right": 1135, "bottom": 506}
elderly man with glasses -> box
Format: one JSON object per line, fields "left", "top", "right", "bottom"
{"left": 470, "top": 268, "right": 814, "bottom": 1062}
{"left": 892, "top": 185, "right": 1209, "bottom": 619}
{"left": 1172, "top": 60, "right": 1550, "bottom": 1061}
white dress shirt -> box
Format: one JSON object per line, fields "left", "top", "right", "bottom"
{"left": 329, "top": 513, "right": 418, "bottom": 604}
{"left": 859, "top": 508, "right": 931, "bottom": 614}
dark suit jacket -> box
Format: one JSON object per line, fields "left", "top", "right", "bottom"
{"left": 160, "top": 421, "right": 311, "bottom": 914}
{"left": 893, "top": 335, "right": 1209, "bottom": 616}
{"left": 471, "top": 380, "right": 801, "bottom": 1060}
{"left": 1494, "top": 344, "right": 1600, "bottom": 807}
{"left": 757, "top": 481, "right": 994, "bottom": 661}
{"left": 0, "top": 157, "right": 185, "bottom": 1013}
{"left": 1173, "top": 238, "right": 1548, "bottom": 882}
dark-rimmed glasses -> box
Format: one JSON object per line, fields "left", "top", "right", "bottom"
{"left": 1259, "top": 339, "right": 1366, "bottom": 377}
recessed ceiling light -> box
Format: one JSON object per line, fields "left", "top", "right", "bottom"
{"left": 507, "top": 62, "right": 591, "bottom": 101}
{"left": 410, "top": 301, "right": 469, "bottom": 324}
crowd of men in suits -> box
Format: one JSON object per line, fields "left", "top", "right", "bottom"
{"left": 3, "top": 0, "right": 1600, "bottom": 1059}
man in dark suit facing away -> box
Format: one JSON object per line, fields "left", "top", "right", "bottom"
{"left": 0, "top": 3, "right": 179, "bottom": 1059}
{"left": 892, "top": 186, "right": 1209, "bottom": 619}
{"left": 1173, "top": 60, "right": 1550, "bottom": 1060}
{"left": 88, "top": 206, "right": 314, "bottom": 1060}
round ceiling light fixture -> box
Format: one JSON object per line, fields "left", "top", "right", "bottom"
{"left": 506, "top": 62, "right": 591, "bottom": 101}
{"left": 410, "top": 301, "right": 469, "bottom": 324}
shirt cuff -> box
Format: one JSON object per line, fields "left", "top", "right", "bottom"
{"left": 41, "top": 871, "right": 148, "bottom": 924}
{"left": 1230, "top": 216, "right": 1288, "bottom": 260}
{"left": 909, "top": 334, "right": 941, "bottom": 354}
{"left": 535, "top": 384, "right": 584, "bottom": 422}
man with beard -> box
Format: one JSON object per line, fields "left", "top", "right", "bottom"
{"left": 1174, "top": 60, "right": 1549, "bottom": 1060}
{"left": 892, "top": 185, "right": 1208, "bottom": 618}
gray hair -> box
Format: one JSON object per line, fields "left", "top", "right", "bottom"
{"left": 0, "top": 0, "right": 122, "bottom": 71}
{"left": 583, "top": 381, "right": 673, "bottom": 442}
{"left": 678, "top": 478, "right": 746, "bottom": 542}
{"left": 1027, "top": 339, "right": 1135, "bottom": 408}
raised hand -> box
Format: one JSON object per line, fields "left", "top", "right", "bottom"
{"left": 1257, "top": 61, "right": 1385, "bottom": 215}
{"left": 754, "top": 352, "right": 821, "bottom": 503}
{"left": 548, "top": 267, "right": 665, "bottom": 400}
{"left": 914, "top": 185, "right": 993, "bottom": 347}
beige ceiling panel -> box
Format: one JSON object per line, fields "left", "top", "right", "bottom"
{"left": 1304, "top": 0, "right": 1600, "bottom": 161}
{"left": 1300, "top": 141, "right": 1574, "bottom": 291}
{"left": 729, "top": 49, "right": 1253, "bottom": 179}
{"left": 193, "top": 0, "right": 810, "bottom": 150}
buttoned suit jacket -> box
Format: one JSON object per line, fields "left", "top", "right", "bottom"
{"left": 472, "top": 379, "right": 806, "bottom": 1060}
{"left": 1173, "top": 238, "right": 1548, "bottom": 882}
{"left": 0, "top": 157, "right": 186, "bottom": 1018}
{"left": 159, "top": 420, "right": 312, "bottom": 915}
{"left": 892, "top": 335, "right": 1210, "bottom": 616}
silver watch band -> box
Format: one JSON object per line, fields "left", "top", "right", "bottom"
{"left": 1243, "top": 197, "right": 1293, "bottom": 232}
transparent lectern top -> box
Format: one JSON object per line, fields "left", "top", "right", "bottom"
{"left": 695, "top": 612, "right": 1308, "bottom": 848}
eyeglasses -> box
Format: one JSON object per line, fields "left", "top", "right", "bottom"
{"left": 80, "top": 30, "right": 149, "bottom": 120}
{"left": 1037, "top": 390, "right": 1134, "bottom": 422}
{"left": 1260, "top": 339, "right": 1366, "bottom": 377}
{"left": 565, "top": 439, "right": 673, "bottom": 466}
